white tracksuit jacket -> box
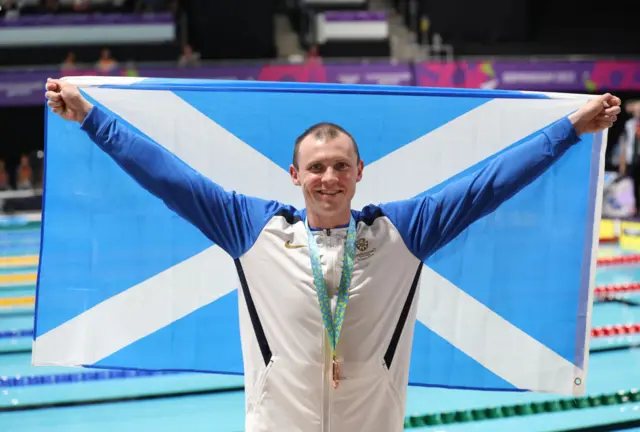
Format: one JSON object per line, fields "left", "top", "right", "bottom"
{"left": 81, "top": 106, "right": 580, "bottom": 431}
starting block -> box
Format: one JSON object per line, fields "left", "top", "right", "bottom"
{"left": 599, "top": 219, "right": 620, "bottom": 242}
{"left": 620, "top": 220, "right": 640, "bottom": 251}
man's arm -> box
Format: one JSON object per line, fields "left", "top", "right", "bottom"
{"left": 45, "top": 80, "right": 282, "bottom": 259}
{"left": 380, "top": 94, "right": 621, "bottom": 261}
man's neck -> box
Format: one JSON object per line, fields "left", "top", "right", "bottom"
{"left": 306, "top": 209, "right": 351, "bottom": 230}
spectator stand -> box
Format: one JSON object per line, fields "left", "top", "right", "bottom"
{"left": 0, "top": 0, "right": 183, "bottom": 67}
{"left": 286, "top": 0, "right": 391, "bottom": 58}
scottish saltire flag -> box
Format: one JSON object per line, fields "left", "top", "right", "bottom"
{"left": 33, "top": 77, "right": 606, "bottom": 396}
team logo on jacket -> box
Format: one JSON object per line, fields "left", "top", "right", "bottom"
{"left": 356, "top": 237, "right": 376, "bottom": 261}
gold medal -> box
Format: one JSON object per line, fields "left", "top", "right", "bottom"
{"left": 332, "top": 356, "right": 340, "bottom": 389}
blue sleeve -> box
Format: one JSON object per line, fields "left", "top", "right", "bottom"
{"left": 380, "top": 117, "right": 581, "bottom": 261}
{"left": 80, "top": 106, "right": 284, "bottom": 259}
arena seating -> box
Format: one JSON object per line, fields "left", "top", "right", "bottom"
{"left": 286, "top": 0, "right": 390, "bottom": 57}
{"left": 0, "top": 0, "right": 181, "bottom": 66}
{"left": 391, "top": 0, "right": 640, "bottom": 56}
{"left": 315, "top": 10, "right": 390, "bottom": 57}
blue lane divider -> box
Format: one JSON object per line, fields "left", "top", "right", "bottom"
{"left": 1, "top": 369, "right": 180, "bottom": 388}
{"left": 0, "top": 329, "right": 33, "bottom": 339}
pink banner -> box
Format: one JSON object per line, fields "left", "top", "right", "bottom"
{"left": 413, "top": 60, "right": 640, "bottom": 92}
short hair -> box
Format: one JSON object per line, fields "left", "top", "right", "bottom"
{"left": 292, "top": 122, "right": 360, "bottom": 169}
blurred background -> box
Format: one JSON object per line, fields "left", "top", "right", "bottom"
{"left": 1, "top": 0, "right": 640, "bottom": 431}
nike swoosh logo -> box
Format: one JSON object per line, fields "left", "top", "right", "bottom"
{"left": 284, "top": 240, "right": 306, "bottom": 249}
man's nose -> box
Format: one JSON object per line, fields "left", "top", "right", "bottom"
{"left": 322, "top": 168, "right": 338, "bottom": 183}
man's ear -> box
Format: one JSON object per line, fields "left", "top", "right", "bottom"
{"left": 356, "top": 159, "right": 364, "bottom": 183}
{"left": 290, "top": 164, "right": 301, "bottom": 186}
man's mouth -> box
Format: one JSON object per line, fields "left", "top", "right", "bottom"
{"left": 317, "top": 191, "right": 341, "bottom": 196}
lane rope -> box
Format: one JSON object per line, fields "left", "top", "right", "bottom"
{"left": 597, "top": 254, "right": 640, "bottom": 266}
{"left": 0, "top": 273, "right": 37, "bottom": 285}
{"left": 591, "top": 323, "right": 640, "bottom": 337}
{"left": 595, "top": 282, "right": 640, "bottom": 296}
{"left": 0, "top": 255, "right": 38, "bottom": 268}
{"left": 1, "top": 366, "right": 637, "bottom": 429}
{"left": 0, "top": 296, "right": 34, "bottom": 308}
{"left": 1, "top": 369, "right": 180, "bottom": 388}
{"left": 404, "top": 389, "right": 640, "bottom": 428}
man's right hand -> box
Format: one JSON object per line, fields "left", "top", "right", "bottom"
{"left": 45, "top": 78, "right": 94, "bottom": 123}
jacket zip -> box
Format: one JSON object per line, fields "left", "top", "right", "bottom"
{"left": 322, "top": 334, "right": 331, "bottom": 432}
{"left": 327, "top": 353, "right": 333, "bottom": 432}
{"left": 321, "top": 228, "right": 340, "bottom": 432}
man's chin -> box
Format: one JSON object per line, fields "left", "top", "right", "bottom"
{"left": 319, "top": 201, "right": 343, "bottom": 212}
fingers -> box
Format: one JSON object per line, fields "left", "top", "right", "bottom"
{"left": 46, "top": 78, "right": 61, "bottom": 92}
{"left": 45, "top": 88, "right": 65, "bottom": 115}
{"left": 47, "top": 100, "right": 65, "bottom": 115}
{"left": 599, "top": 93, "right": 622, "bottom": 108}
{"left": 47, "top": 99, "right": 64, "bottom": 110}
{"left": 45, "top": 78, "right": 63, "bottom": 109}
{"left": 597, "top": 120, "right": 615, "bottom": 130}
{"left": 594, "top": 113, "right": 616, "bottom": 129}
{"left": 46, "top": 78, "right": 67, "bottom": 116}
{"left": 586, "top": 94, "right": 622, "bottom": 121}
{"left": 596, "top": 113, "right": 617, "bottom": 123}
{"left": 608, "top": 95, "right": 622, "bottom": 107}
{"left": 604, "top": 105, "right": 621, "bottom": 116}
{"left": 45, "top": 91, "right": 62, "bottom": 103}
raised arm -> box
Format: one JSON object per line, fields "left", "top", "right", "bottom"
{"left": 45, "top": 79, "right": 283, "bottom": 258}
{"left": 381, "top": 93, "right": 621, "bottom": 261}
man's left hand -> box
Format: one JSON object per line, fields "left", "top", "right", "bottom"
{"left": 569, "top": 93, "right": 622, "bottom": 136}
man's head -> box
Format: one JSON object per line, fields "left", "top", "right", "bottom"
{"left": 626, "top": 100, "right": 640, "bottom": 119}
{"left": 290, "top": 123, "right": 364, "bottom": 228}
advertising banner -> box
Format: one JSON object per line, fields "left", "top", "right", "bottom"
{"left": 1, "top": 59, "right": 638, "bottom": 107}
{"left": 414, "top": 60, "right": 640, "bottom": 92}
{"left": 0, "top": 62, "right": 413, "bottom": 107}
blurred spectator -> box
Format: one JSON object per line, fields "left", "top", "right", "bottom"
{"left": 123, "top": 60, "right": 140, "bottom": 76}
{"left": 306, "top": 44, "right": 322, "bottom": 66}
{"left": 31, "top": 150, "right": 44, "bottom": 190}
{"left": 617, "top": 100, "right": 640, "bottom": 170}
{"left": 135, "top": 0, "right": 166, "bottom": 12}
{"left": 71, "top": 0, "right": 91, "bottom": 12}
{"left": 0, "top": 159, "right": 10, "bottom": 191}
{"left": 617, "top": 100, "right": 640, "bottom": 214}
{"left": 15, "top": 154, "right": 33, "bottom": 190}
{"left": 41, "top": 0, "right": 60, "bottom": 13}
{"left": 307, "top": 45, "right": 320, "bottom": 60}
{"left": 0, "top": 0, "right": 20, "bottom": 18}
{"left": 61, "top": 52, "right": 77, "bottom": 71}
{"left": 96, "top": 48, "right": 118, "bottom": 72}
{"left": 178, "top": 44, "right": 200, "bottom": 68}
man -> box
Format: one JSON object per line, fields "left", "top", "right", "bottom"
{"left": 45, "top": 78, "right": 620, "bottom": 432}
{"left": 616, "top": 100, "right": 640, "bottom": 214}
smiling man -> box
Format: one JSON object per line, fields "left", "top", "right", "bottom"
{"left": 290, "top": 123, "right": 363, "bottom": 230}
{"left": 45, "top": 78, "right": 620, "bottom": 432}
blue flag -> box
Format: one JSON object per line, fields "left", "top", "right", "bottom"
{"left": 33, "top": 78, "right": 604, "bottom": 396}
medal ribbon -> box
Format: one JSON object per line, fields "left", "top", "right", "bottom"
{"left": 305, "top": 216, "right": 357, "bottom": 388}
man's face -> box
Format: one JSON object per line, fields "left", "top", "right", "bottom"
{"left": 290, "top": 132, "right": 363, "bottom": 220}
{"left": 627, "top": 101, "right": 640, "bottom": 119}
